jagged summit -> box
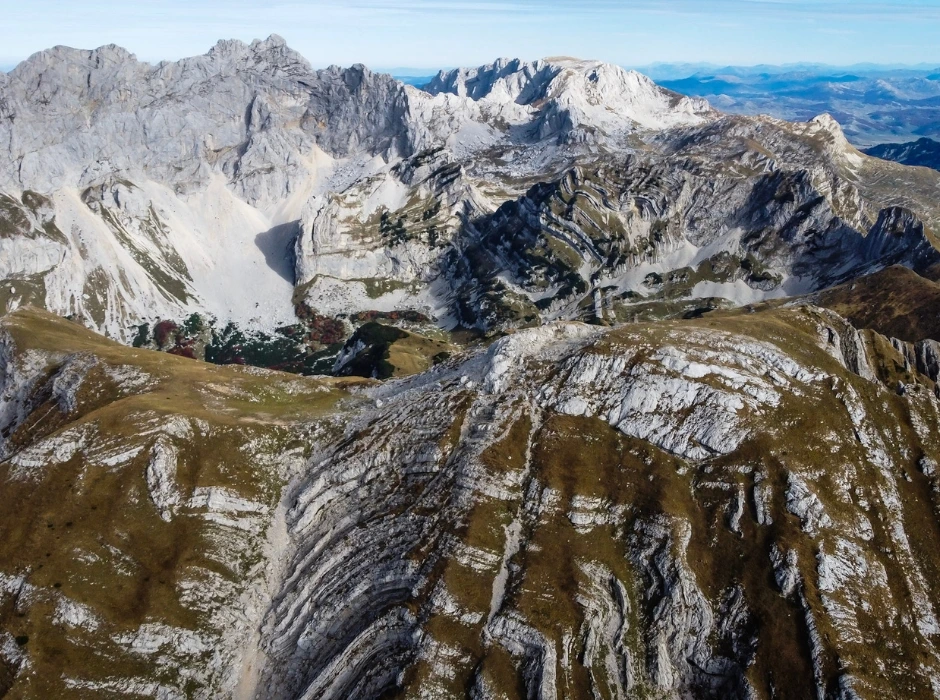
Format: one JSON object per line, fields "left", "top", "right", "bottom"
{"left": 250, "top": 32, "right": 289, "bottom": 49}
{"left": 201, "top": 33, "right": 312, "bottom": 75}
{"left": 425, "top": 57, "right": 557, "bottom": 101}
{"left": 425, "top": 55, "right": 713, "bottom": 131}
{"left": 0, "top": 36, "right": 938, "bottom": 348}
{"left": 10, "top": 34, "right": 296, "bottom": 73}
{"left": 11, "top": 42, "right": 140, "bottom": 73}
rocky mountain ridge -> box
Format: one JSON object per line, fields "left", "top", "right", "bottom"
{"left": 4, "top": 36, "right": 938, "bottom": 367}
{"left": 5, "top": 301, "right": 940, "bottom": 698}
{"left": 4, "top": 35, "right": 940, "bottom": 700}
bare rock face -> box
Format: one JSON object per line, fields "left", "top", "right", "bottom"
{"left": 304, "top": 63, "right": 412, "bottom": 161}
{"left": 239, "top": 304, "right": 940, "bottom": 699}
{"left": 291, "top": 147, "right": 485, "bottom": 319}
{"left": 0, "top": 35, "right": 412, "bottom": 202}
{"left": 3, "top": 38, "right": 940, "bottom": 346}
{"left": 859, "top": 206, "right": 939, "bottom": 272}
{"left": 916, "top": 339, "right": 940, "bottom": 382}
{"left": 0, "top": 36, "right": 420, "bottom": 337}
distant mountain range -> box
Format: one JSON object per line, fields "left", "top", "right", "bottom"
{"left": 391, "top": 62, "right": 940, "bottom": 146}
{"left": 653, "top": 66, "right": 940, "bottom": 146}
{"left": 865, "top": 137, "right": 940, "bottom": 170}
{"left": 635, "top": 62, "right": 940, "bottom": 82}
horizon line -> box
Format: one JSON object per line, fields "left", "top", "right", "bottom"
{"left": 1, "top": 51, "right": 938, "bottom": 77}
{"left": 1, "top": 35, "right": 939, "bottom": 75}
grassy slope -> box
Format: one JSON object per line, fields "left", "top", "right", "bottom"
{"left": 390, "top": 306, "right": 940, "bottom": 699}
{"left": 812, "top": 265, "right": 940, "bottom": 343}
{"left": 5, "top": 302, "right": 940, "bottom": 698}
{"left": 0, "top": 308, "right": 370, "bottom": 697}
{"left": 339, "top": 322, "right": 456, "bottom": 380}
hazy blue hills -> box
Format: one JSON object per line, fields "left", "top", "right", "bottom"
{"left": 653, "top": 65, "right": 940, "bottom": 146}
{"left": 865, "top": 137, "right": 940, "bottom": 170}
{"left": 395, "top": 74, "right": 436, "bottom": 87}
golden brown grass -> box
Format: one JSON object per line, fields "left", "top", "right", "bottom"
{"left": 0, "top": 307, "right": 370, "bottom": 697}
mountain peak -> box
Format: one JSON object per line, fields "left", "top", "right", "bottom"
{"left": 423, "top": 55, "right": 712, "bottom": 138}
{"left": 10, "top": 42, "right": 140, "bottom": 78}
{"left": 209, "top": 34, "right": 288, "bottom": 54}
{"left": 207, "top": 37, "right": 250, "bottom": 56}
{"left": 253, "top": 33, "right": 288, "bottom": 48}
{"left": 204, "top": 34, "right": 310, "bottom": 74}
{"left": 809, "top": 112, "right": 856, "bottom": 154}
{"left": 424, "top": 57, "right": 554, "bottom": 101}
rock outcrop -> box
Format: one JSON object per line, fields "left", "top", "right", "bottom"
{"left": 245, "top": 304, "right": 940, "bottom": 699}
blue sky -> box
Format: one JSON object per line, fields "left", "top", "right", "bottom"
{"left": 2, "top": 0, "right": 940, "bottom": 71}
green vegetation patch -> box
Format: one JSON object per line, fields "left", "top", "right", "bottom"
{"left": 0, "top": 194, "right": 35, "bottom": 239}
{"left": 336, "top": 322, "right": 455, "bottom": 379}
